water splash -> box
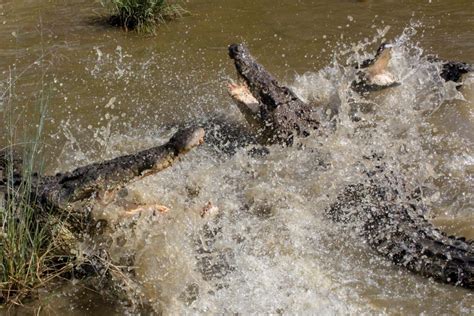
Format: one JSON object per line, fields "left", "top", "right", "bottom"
{"left": 54, "top": 24, "right": 474, "bottom": 314}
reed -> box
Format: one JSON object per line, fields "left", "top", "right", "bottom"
{"left": 102, "top": 0, "right": 188, "bottom": 33}
{"left": 0, "top": 79, "right": 75, "bottom": 306}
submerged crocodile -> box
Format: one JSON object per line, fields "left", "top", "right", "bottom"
{"left": 227, "top": 43, "right": 473, "bottom": 289}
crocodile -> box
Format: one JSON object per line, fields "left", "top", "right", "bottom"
{"left": 228, "top": 43, "right": 320, "bottom": 145}
{"left": 352, "top": 43, "right": 400, "bottom": 93}
{"left": 1, "top": 127, "right": 205, "bottom": 227}
{"left": 1, "top": 126, "right": 206, "bottom": 284}
{"left": 227, "top": 43, "right": 474, "bottom": 289}
{"left": 355, "top": 42, "right": 473, "bottom": 93}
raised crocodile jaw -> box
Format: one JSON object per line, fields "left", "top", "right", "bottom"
{"left": 353, "top": 43, "right": 400, "bottom": 93}
{"left": 228, "top": 43, "right": 320, "bottom": 144}
{"left": 227, "top": 82, "right": 265, "bottom": 131}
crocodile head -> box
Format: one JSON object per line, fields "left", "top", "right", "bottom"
{"left": 169, "top": 127, "right": 205, "bottom": 154}
{"left": 354, "top": 43, "right": 399, "bottom": 92}
{"left": 228, "top": 43, "right": 321, "bottom": 144}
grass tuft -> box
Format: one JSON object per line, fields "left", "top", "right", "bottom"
{"left": 101, "top": 0, "right": 188, "bottom": 34}
{"left": 0, "top": 162, "right": 75, "bottom": 305}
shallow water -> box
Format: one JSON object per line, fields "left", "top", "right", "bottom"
{"left": 0, "top": 0, "right": 473, "bottom": 314}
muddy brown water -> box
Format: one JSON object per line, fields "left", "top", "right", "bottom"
{"left": 1, "top": 0, "right": 473, "bottom": 314}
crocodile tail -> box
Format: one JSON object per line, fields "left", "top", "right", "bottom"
{"left": 327, "top": 183, "right": 474, "bottom": 289}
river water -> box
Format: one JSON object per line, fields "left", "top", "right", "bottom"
{"left": 0, "top": 0, "right": 473, "bottom": 314}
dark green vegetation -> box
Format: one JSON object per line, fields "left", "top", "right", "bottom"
{"left": 102, "top": 0, "right": 187, "bottom": 33}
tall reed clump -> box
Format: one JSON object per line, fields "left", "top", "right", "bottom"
{"left": 102, "top": 0, "right": 187, "bottom": 33}
{"left": 0, "top": 79, "right": 75, "bottom": 306}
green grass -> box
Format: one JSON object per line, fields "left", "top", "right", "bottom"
{"left": 0, "top": 158, "right": 74, "bottom": 305}
{"left": 0, "top": 81, "right": 75, "bottom": 306}
{"left": 101, "top": 0, "right": 188, "bottom": 33}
